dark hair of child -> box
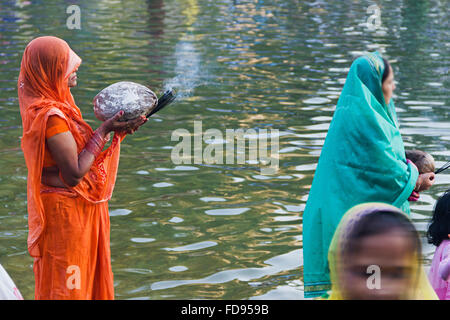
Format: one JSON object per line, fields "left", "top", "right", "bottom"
{"left": 344, "top": 209, "right": 421, "bottom": 259}
{"left": 405, "top": 150, "right": 435, "bottom": 174}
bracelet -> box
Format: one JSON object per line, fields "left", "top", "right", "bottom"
{"left": 85, "top": 130, "right": 108, "bottom": 158}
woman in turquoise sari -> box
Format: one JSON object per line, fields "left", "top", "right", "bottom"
{"left": 302, "top": 52, "right": 435, "bottom": 298}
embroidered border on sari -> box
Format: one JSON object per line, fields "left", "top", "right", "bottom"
{"left": 40, "top": 184, "right": 78, "bottom": 197}
{"left": 304, "top": 281, "right": 331, "bottom": 298}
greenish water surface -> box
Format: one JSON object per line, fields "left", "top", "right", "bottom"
{"left": 0, "top": 0, "right": 448, "bottom": 299}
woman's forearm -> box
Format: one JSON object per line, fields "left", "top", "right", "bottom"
{"left": 78, "top": 126, "right": 109, "bottom": 174}
{"left": 79, "top": 126, "right": 109, "bottom": 171}
{"left": 73, "top": 111, "right": 143, "bottom": 181}
{"left": 60, "top": 125, "right": 110, "bottom": 186}
{"left": 50, "top": 110, "right": 143, "bottom": 187}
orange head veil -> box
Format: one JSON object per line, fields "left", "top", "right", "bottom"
{"left": 18, "top": 36, "right": 126, "bottom": 257}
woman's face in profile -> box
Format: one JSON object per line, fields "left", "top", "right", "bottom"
{"left": 382, "top": 65, "right": 395, "bottom": 105}
{"left": 68, "top": 71, "right": 77, "bottom": 87}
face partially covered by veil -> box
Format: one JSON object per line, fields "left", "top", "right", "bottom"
{"left": 327, "top": 203, "right": 437, "bottom": 300}
{"left": 19, "top": 36, "right": 81, "bottom": 108}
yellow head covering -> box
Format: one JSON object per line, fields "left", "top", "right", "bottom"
{"left": 326, "top": 202, "right": 437, "bottom": 300}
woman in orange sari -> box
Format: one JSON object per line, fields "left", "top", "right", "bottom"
{"left": 18, "top": 36, "right": 147, "bottom": 300}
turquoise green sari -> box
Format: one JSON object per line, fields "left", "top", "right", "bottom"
{"left": 302, "top": 52, "right": 419, "bottom": 298}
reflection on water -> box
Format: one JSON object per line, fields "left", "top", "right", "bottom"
{"left": 148, "top": 249, "right": 301, "bottom": 293}
{"left": 0, "top": 0, "right": 448, "bottom": 299}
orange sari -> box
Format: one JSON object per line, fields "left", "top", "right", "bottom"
{"left": 18, "top": 36, "right": 126, "bottom": 300}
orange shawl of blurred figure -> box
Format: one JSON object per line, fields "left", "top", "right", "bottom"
{"left": 18, "top": 36, "right": 126, "bottom": 299}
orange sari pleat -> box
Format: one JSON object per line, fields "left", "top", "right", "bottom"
{"left": 33, "top": 188, "right": 113, "bottom": 300}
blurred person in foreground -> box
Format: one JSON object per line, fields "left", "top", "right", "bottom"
{"left": 323, "top": 203, "right": 437, "bottom": 300}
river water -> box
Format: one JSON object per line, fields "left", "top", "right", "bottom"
{"left": 0, "top": 0, "right": 448, "bottom": 299}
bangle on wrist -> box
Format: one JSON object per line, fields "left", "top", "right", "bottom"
{"left": 85, "top": 130, "right": 108, "bottom": 158}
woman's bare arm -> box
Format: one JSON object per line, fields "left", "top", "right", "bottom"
{"left": 46, "top": 111, "right": 147, "bottom": 187}
{"left": 47, "top": 130, "right": 100, "bottom": 186}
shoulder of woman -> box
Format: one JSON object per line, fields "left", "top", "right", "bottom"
{"left": 46, "top": 106, "right": 69, "bottom": 120}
